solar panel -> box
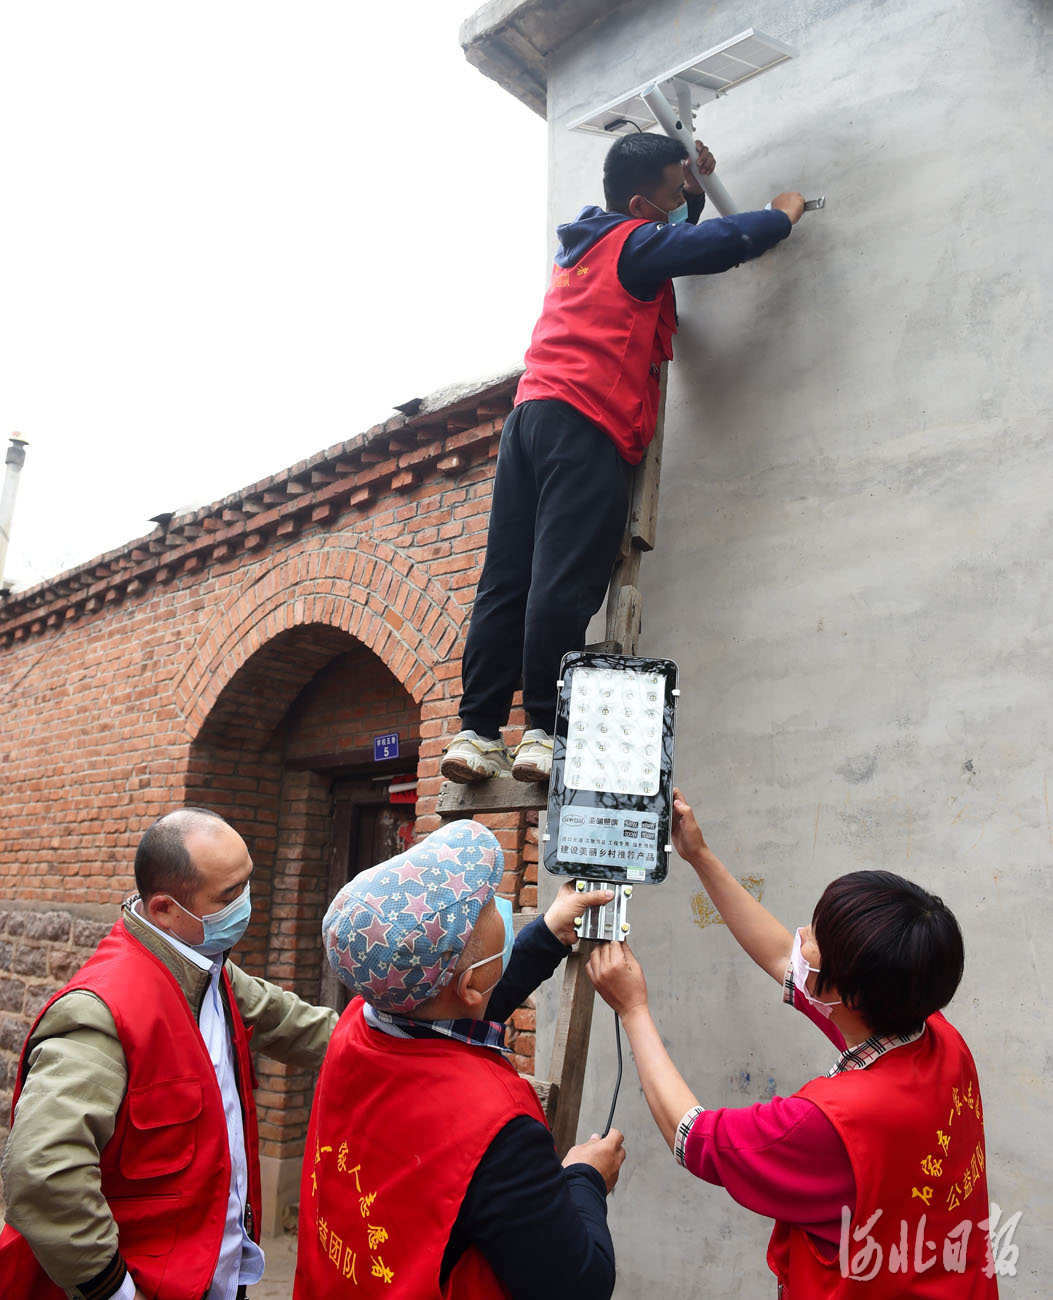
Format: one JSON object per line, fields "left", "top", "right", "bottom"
{"left": 568, "top": 28, "right": 797, "bottom": 138}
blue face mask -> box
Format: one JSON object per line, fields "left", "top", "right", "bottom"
{"left": 495, "top": 895, "right": 515, "bottom": 975}
{"left": 461, "top": 895, "right": 516, "bottom": 995}
{"left": 666, "top": 200, "right": 689, "bottom": 225}
{"left": 174, "top": 883, "right": 252, "bottom": 956}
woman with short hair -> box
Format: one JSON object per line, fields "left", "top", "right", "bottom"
{"left": 587, "top": 789, "right": 999, "bottom": 1298}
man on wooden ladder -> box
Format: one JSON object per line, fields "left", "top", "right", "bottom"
{"left": 441, "top": 133, "right": 804, "bottom": 786}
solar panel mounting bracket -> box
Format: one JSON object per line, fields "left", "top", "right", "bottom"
{"left": 640, "top": 79, "right": 739, "bottom": 216}
{"left": 568, "top": 28, "right": 798, "bottom": 217}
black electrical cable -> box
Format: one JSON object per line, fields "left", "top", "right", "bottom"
{"left": 600, "top": 1007, "right": 623, "bottom": 1139}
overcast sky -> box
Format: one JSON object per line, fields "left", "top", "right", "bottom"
{"left": 0, "top": 2, "right": 550, "bottom": 589}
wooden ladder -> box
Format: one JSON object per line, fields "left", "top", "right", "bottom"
{"left": 436, "top": 383, "right": 667, "bottom": 1155}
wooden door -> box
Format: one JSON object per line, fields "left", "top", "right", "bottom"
{"left": 319, "top": 778, "right": 416, "bottom": 1011}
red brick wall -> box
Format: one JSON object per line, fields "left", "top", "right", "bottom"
{"left": 0, "top": 376, "right": 539, "bottom": 1185}
{"left": 283, "top": 647, "right": 422, "bottom": 765}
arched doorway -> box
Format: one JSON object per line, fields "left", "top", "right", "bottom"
{"left": 186, "top": 622, "right": 421, "bottom": 1232}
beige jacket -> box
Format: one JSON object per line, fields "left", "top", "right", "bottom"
{"left": 0, "top": 901, "right": 337, "bottom": 1298}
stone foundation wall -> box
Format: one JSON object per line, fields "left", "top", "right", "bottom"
{"left": 0, "top": 905, "right": 112, "bottom": 1218}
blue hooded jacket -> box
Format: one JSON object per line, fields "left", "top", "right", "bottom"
{"left": 554, "top": 194, "right": 792, "bottom": 301}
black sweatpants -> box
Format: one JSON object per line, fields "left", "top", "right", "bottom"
{"left": 459, "top": 399, "right": 632, "bottom": 737}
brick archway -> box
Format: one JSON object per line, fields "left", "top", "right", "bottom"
{"left": 174, "top": 534, "right": 463, "bottom": 740}
{"left": 179, "top": 549, "right": 440, "bottom": 1234}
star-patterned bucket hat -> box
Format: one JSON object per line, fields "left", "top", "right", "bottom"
{"left": 322, "top": 819, "right": 504, "bottom": 1013}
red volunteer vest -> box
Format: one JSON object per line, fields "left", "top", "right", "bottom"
{"left": 294, "top": 997, "right": 547, "bottom": 1300}
{"left": 0, "top": 919, "right": 262, "bottom": 1300}
{"left": 515, "top": 218, "right": 677, "bottom": 465}
{"left": 768, "top": 1013, "right": 998, "bottom": 1298}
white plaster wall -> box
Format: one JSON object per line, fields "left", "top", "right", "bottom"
{"left": 532, "top": 1, "right": 1053, "bottom": 1294}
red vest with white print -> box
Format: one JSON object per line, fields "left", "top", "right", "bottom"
{"left": 515, "top": 219, "right": 677, "bottom": 465}
{"left": 0, "top": 919, "right": 261, "bottom": 1300}
{"left": 767, "top": 1012, "right": 998, "bottom": 1298}
{"left": 294, "top": 996, "right": 547, "bottom": 1300}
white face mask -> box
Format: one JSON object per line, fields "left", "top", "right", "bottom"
{"left": 791, "top": 928, "right": 842, "bottom": 1019}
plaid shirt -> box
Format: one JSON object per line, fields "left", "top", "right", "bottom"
{"left": 782, "top": 965, "right": 925, "bottom": 1076}
{"left": 675, "top": 969, "right": 928, "bottom": 1167}
{"left": 674, "top": 1106, "right": 704, "bottom": 1166}
{"left": 364, "top": 1002, "right": 511, "bottom": 1054}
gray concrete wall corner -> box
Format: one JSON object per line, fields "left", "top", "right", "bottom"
{"left": 460, "top": 0, "right": 637, "bottom": 116}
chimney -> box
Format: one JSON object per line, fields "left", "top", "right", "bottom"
{"left": 0, "top": 433, "right": 29, "bottom": 592}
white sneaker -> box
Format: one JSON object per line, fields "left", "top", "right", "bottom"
{"left": 512, "top": 729, "right": 554, "bottom": 783}
{"left": 440, "top": 731, "right": 512, "bottom": 784}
